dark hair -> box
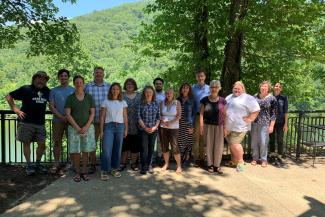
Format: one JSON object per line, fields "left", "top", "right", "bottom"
{"left": 57, "top": 69, "right": 70, "bottom": 78}
{"left": 94, "top": 66, "right": 104, "bottom": 73}
{"left": 123, "top": 78, "right": 138, "bottom": 91}
{"left": 153, "top": 77, "right": 164, "bottom": 85}
{"left": 179, "top": 82, "right": 193, "bottom": 98}
{"left": 73, "top": 75, "right": 85, "bottom": 83}
{"left": 195, "top": 67, "right": 206, "bottom": 75}
{"left": 108, "top": 82, "right": 123, "bottom": 101}
{"left": 141, "top": 85, "right": 156, "bottom": 104}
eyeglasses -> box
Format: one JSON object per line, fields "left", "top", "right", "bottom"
{"left": 210, "top": 86, "right": 219, "bottom": 89}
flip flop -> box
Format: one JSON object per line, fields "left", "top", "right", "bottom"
{"left": 81, "top": 173, "right": 90, "bottom": 181}
{"left": 73, "top": 174, "right": 81, "bottom": 182}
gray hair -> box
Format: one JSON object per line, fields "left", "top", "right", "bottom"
{"left": 210, "top": 80, "right": 221, "bottom": 89}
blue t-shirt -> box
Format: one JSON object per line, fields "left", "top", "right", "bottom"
{"left": 49, "top": 86, "right": 75, "bottom": 123}
{"left": 192, "top": 83, "right": 210, "bottom": 113}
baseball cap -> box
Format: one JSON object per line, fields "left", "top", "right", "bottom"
{"left": 32, "top": 71, "right": 50, "bottom": 81}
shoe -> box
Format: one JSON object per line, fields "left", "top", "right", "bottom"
{"left": 35, "top": 164, "right": 47, "bottom": 174}
{"left": 111, "top": 170, "right": 122, "bottom": 178}
{"left": 227, "top": 161, "right": 237, "bottom": 168}
{"left": 101, "top": 171, "right": 109, "bottom": 181}
{"left": 73, "top": 174, "right": 81, "bottom": 182}
{"left": 81, "top": 173, "right": 90, "bottom": 181}
{"left": 214, "top": 167, "right": 224, "bottom": 175}
{"left": 236, "top": 163, "right": 245, "bottom": 172}
{"left": 140, "top": 170, "right": 147, "bottom": 175}
{"left": 118, "top": 164, "right": 126, "bottom": 172}
{"left": 25, "top": 165, "right": 36, "bottom": 176}
{"left": 88, "top": 165, "right": 96, "bottom": 174}
{"left": 207, "top": 166, "right": 214, "bottom": 173}
{"left": 148, "top": 166, "right": 154, "bottom": 174}
{"left": 131, "top": 163, "right": 139, "bottom": 171}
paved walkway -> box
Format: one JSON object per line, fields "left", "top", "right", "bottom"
{"left": 2, "top": 159, "right": 325, "bottom": 217}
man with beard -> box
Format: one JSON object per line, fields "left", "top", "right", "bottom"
{"left": 6, "top": 71, "right": 50, "bottom": 175}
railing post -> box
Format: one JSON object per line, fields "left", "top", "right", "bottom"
{"left": 296, "top": 111, "right": 304, "bottom": 160}
{"left": 1, "top": 112, "right": 6, "bottom": 164}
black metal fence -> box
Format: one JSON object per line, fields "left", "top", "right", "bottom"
{"left": 1, "top": 110, "right": 325, "bottom": 164}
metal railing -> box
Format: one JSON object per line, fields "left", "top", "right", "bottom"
{"left": 1, "top": 110, "right": 325, "bottom": 164}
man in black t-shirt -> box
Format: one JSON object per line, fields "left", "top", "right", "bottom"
{"left": 6, "top": 71, "right": 50, "bottom": 175}
{"left": 269, "top": 82, "right": 288, "bottom": 164}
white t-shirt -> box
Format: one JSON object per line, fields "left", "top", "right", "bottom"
{"left": 101, "top": 99, "right": 128, "bottom": 123}
{"left": 226, "top": 93, "right": 260, "bottom": 132}
{"left": 160, "top": 100, "right": 179, "bottom": 129}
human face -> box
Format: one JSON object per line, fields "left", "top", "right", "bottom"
{"left": 154, "top": 80, "right": 163, "bottom": 92}
{"left": 259, "top": 83, "right": 269, "bottom": 96}
{"left": 94, "top": 69, "right": 105, "bottom": 84}
{"left": 232, "top": 84, "right": 244, "bottom": 97}
{"left": 165, "top": 90, "right": 174, "bottom": 102}
{"left": 144, "top": 88, "right": 154, "bottom": 102}
{"left": 196, "top": 72, "right": 206, "bottom": 85}
{"left": 111, "top": 85, "right": 120, "bottom": 99}
{"left": 126, "top": 82, "right": 135, "bottom": 92}
{"left": 181, "top": 85, "right": 190, "bottom": 97}
{"left": 74, "top": 78, "right": 84, "bottom": 90}
{"left": 58, "top": 72, "right": 69, "bottom": 86}
{"left": 33, "top": 76, "right": 47, "bottom": 89}
{"left": 273, "top": 83, "right": 282, "bottom": 96}
{"left": 210, "top": 85, "right": 220, "bottom": 96}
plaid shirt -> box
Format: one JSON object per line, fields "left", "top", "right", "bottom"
{"left": 138, "top": 101, "right": 160, "bottom": 129}
{"left": 85, "top": 81, "right": 110, "bottom": 123}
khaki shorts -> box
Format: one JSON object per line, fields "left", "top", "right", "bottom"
{"left": 226, "top": 131, "right": 246, "bottom": 145}
{"left": 52, "top": 122, "right": 68, "bottom": 145}
{"left": 17, "top": 122, "right": 46, "bottom": 144}
{"left": 68, "top": 125, "right": 96, "bottom": 153}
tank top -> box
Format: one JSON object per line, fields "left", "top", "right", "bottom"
{"left": 160, "top": 100, "right": 179, "bottom": 129}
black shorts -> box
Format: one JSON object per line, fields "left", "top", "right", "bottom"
{"left": 122, "top": 134, "right": 140, "bottom": 153}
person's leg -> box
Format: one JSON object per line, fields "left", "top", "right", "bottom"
{"left": 121, "top": 134, "right": 130, "bottom": 166}
{"left": 204, "top": 124, "right": 213, "bottom": 167}
{"left": 81, "top": 152, "right": 89, "bottom": 175}
{"left": 250, "top": 123, "right": 260, "bottom": 162}
{"left": 213, "top": 125, "right": 224, "bottom": 168}
{"left": 23, "top": 143, "right": 31, "bottom": 163}
{"left": 160, "top": 128, "right": 170, "bottom": 170}
{"left": 89, "top": 123, "right": 100, "bottom": 172}
{"left": 170, "top": 129, "right": 181, "bottom": 172}
{"left": 192, "top": 115, "right": 200, "bottom": 162}
{"left": 276, "top": 124, "right": 284, "bottom": 155}
{"left": 17, "top": 123, "right": 34, "bottom": 164}
{"left": 140, "top": 131, "right": 148, "bottom": 172}
{"left": 148, "top": 131, "right": 158, "bottom": 170}
{"left": 269, "top": 128, "right": 276, "bottom": 154}
{"left": 111, "top": 124, "right": 125, "bottom": 171}
{"left": 260, "top": 125, "right": 269, "bottom": 164}
{"left": 73, "top": 153, "right": 81, "bottom": 174}
{"left": 101, "top": 124, "right": 114, "bottom": 172}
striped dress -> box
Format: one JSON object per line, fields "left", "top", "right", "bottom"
{"left": 178, "top": 102, "right": 194, "bottom": 163}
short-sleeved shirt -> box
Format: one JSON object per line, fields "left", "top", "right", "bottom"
{"left": 275, "top": 95, "right": 288, "bottom": 124}
{"left": 254, "top": 94, "right": 277, "bottom": 126}
{"left": 226, "top": 93, "right": 260, "bottom": 132}
{"left": 101, "top": 99, "right": 128, "bottom": 124}
{"left": 49, "top": 86, "right": 75, "bottom": 123}
{"left": 192, "top": 83, "right": 210, "bottom": 113}
{"left": 200, "top": 96, "right": 226, "bottom": 125}
{"left": 138, "top": 101, "right": 160, "bottom": 129}
{"left": 9, "top": 85, "right": 50, "bottom": 125}
{"left": 65, "top": 93, "right": 95, "bottom": 127}
{"left": 123, "top": 92, "right": 141, "bottom": 135}
{"left": 85, "top": 81, "right": 110, "bottom": 123}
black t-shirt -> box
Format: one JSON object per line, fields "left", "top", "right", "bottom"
{"left": 10, "top": 85, "right": 50, "bottom": 125}
{"left": 275, "top": 95, "right": 288, "bottom": 124}
{"left": 200, "top": 96, "right": 219, "bottom": 125}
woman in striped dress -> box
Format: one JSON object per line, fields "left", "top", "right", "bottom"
{"left": 177, "top": 83, "right": 195, "bottom": 165}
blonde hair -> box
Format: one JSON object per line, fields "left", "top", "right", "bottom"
{"left": 233, "top": 81, "right": 246, "bottom": 93}
{"left": 259, "top": 81, "right": 272, "bottom": 93}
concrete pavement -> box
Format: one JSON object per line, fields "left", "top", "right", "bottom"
{"left": 2, "top": 159, "right": 325, "bottom": 217}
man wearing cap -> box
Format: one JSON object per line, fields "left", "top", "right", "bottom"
{"left": 85, "top": 66, "right": 110, "bottom": 173}
{"left": 6, "top": 71, "right": 50, "bottom": 175}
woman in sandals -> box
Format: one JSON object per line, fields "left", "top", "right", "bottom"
{"left": 120, "top": 78, "right": 141, "bottom": 171}
{"left": 138, "top": 86, "right": 160, "bottom": 175}
{"left": 65, "top": 75, "right": 96, "bottom": 182}
{"left": 100, "top": 83, "right": 128, "bottom": 180}
{"left": 160, "top": 88, "right": 182, "bottom": 173}
{"left": 251, "top": 81, "right": 277, "bottom": 167}
{"left": 225, "top": 81, "right": 260, "bottom": 172}
{"left": 199, "top": 80, "right": 226, "bottom": 174}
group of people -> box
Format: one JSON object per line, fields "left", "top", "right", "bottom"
{"left": 6, "top": 67, "right": 288, "bottom": 181}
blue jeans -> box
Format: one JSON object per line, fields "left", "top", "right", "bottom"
{"left": 101, "top": 123, "right": 125, "bottom": 172}
{"left": 251, "top": 123, "right": 269, "bottom": 161}
{"left": 140, "top": 130, "right": 158, "bottom": 171}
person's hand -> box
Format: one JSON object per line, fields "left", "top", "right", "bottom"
{"left": 13, "top": 108, "right": 26, "bottom": 120}
{"left": 124, "top": 129, "right": 128, "bottom": 138}
{"left": 188, "top": 128, "right": 194, "bottom": 134}
{"left": 224, "top": 128, "right": 229, "bottom": 138}
{"left": 283, "top": 125, "right": 288, "bottom": 132}
{"left": 243, "top": 116, "right": 251, "bottom": 123}
{"left": 79, "top": 126, "right": 89, "bottom": 134}
{"left": 99, "top": 131, "right": 103, "bottom": 139}
{"left": 268, "top": 125, "right": 274, "bottom": 134}
{"left": 200, "top": 125, "right": 204, "bottom": 136}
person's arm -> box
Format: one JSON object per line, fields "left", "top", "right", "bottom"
{"left": 283, "top": 96, "right": 289, "bottom": 132}
{"left": 5, "top": 94, "right": 26, "bottom": 119}
{"left": 99, "top": 107, "right": 106, "bottom": 139}
{"left": 243, "top": 111, "right": 260, "bottom": 123}
{"left": 223, "top": 107, "right": 228, "bottom": 138}
{"left": 138, "top": 105, "right": 150, "bottom": 133}
{"left": 268, "top": 97, "right": 278, "bottom": 134}
{"left": 49, "top": 100, "right": 66, "bottom": 122}
{"left": 123, "top": 107, "right": 128, "bottom": 138}
{"left": 150, "top": 103, "right": 161, "bottom": 132}
{"left": 199, "top": 104, "right": 204, "bottom": 136}
{"left": 165, "top": 101, "right": 181, "bottom": 127}
{"left": 80, "top": 107, "right": 95, "bottom": 134}
{"left": 65, "top": 107, "right": 81, "bottom": 131}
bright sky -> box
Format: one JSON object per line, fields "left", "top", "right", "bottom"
{"left": 54, "top": 0, "right": 139, "bottom": 18}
